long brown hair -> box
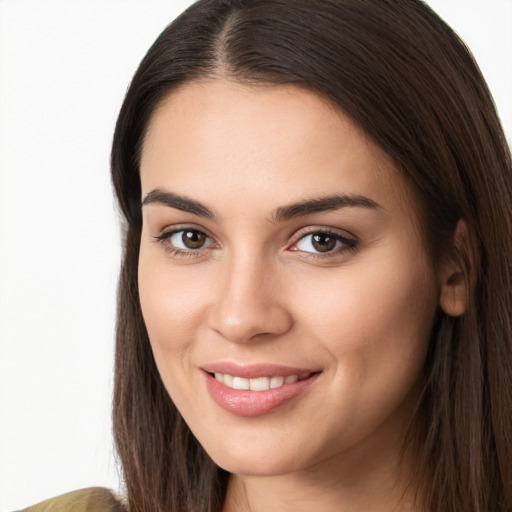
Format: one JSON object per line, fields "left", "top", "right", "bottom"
{"left": 111, "top": 1, "right": 512, "bottom": 510}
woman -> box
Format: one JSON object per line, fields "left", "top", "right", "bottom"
{"left": 20, "top": 0, "right": 512, "bottom": 511}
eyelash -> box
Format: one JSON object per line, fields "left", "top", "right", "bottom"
{"left": 152, "top": 226, "right": 358, "bottom": 259}
{"left": 289, "top": 228, "right": 358, "bottom": 259}
{"left": 152, "top": 226, "right": 218, "bottom": 258}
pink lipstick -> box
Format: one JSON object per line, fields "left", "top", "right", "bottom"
{"left": 202, "top": 363, "right": 320, "bottom": 417}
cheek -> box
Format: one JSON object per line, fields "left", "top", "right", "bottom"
{"left": 138, "top": 249, "right": 205, "bottom": 375}
{"left": 310, "top": 238, "right": 436, "bottom": 342}
{"left": 287, "top": 257, "right": 437, "bottom": 453}
{"left": 295, "top": 248, "right": 438, "bottom": 398}
{"left": 138, "top": 255, "right": 213, "bottom": 429}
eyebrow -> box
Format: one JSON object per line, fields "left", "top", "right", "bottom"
{"left": 141, "top": 188, "right": 214, "bottom": 219}
{"left": 141, "top": 188, "right": 381, "bottom": 221}
{"left": 273, "top": 194, "right": 381, "bottom": 222}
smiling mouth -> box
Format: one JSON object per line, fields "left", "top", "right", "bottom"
{"left": 209, "top": 372, "right": 314, "bottom": 391}
{"left": 203, "top": 369, "right": 321, "bottom": 416}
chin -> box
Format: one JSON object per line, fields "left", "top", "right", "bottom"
{"left": 201, "top": 438, "right": 313, "bottom": 477}
{"left": 214, "top": 456, "right": 301, "bottom": 478}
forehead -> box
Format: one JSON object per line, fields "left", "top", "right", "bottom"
{"left": 140, "top": 79, "right": 417, "bottom": 220}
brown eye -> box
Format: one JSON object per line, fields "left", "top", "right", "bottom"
{"left": 292, "top": 230, "right": 357, "bottom": 256}
{"left": 311, "top": 233, "right": 337, "bottom": 252}
{"left": 162, "top": 229, "right": 213, "bottom": 251}
{"left": 181, "top": 230, "right": 207, "bottom": 249}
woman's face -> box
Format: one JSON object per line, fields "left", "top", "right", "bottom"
{"left": 138, "top": 80, "right": 439, "bottom": 477}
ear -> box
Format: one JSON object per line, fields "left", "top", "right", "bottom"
{"left": 438, "top": 220, "right": 472, "bottom": 317}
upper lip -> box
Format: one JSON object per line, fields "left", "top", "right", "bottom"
{"left": 201, "top": 362, "right": 319, "bottom": 379}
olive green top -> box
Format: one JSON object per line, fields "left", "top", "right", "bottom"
{"left": 17, "top": 487, "right": 125, "bottom": 512}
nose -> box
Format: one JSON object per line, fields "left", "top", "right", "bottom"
{"left": 207, "top": 253, "right": 293, "bottom": 344}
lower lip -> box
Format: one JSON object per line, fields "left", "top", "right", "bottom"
{"left": 204, "top": 372, "right": 319, "bottom": 417}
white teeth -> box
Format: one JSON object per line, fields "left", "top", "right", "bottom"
{"left": 249, "top": 377, "right": 270, "bottom": 391}
{"left": 232, "top": 376, "right": 250, "bottom": 390}
{"left": 284, "top": 375, "right": 298, "bottom": 384}
{"left": 213, "top": 373, "right": 309, "bottom": 391}
{"left": 270, "top": 376, "right": 285, "bottom": 388}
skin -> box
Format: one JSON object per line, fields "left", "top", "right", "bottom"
{"left": 138, "top": 79, "right": 464, "bottom": 512}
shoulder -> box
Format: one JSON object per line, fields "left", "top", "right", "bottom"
{"left": 15, "top": 487, "right": 126, "bottom": 512}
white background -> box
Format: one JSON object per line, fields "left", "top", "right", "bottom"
{"left": 0, "top": 1, "right": 510, "bottom": 510}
